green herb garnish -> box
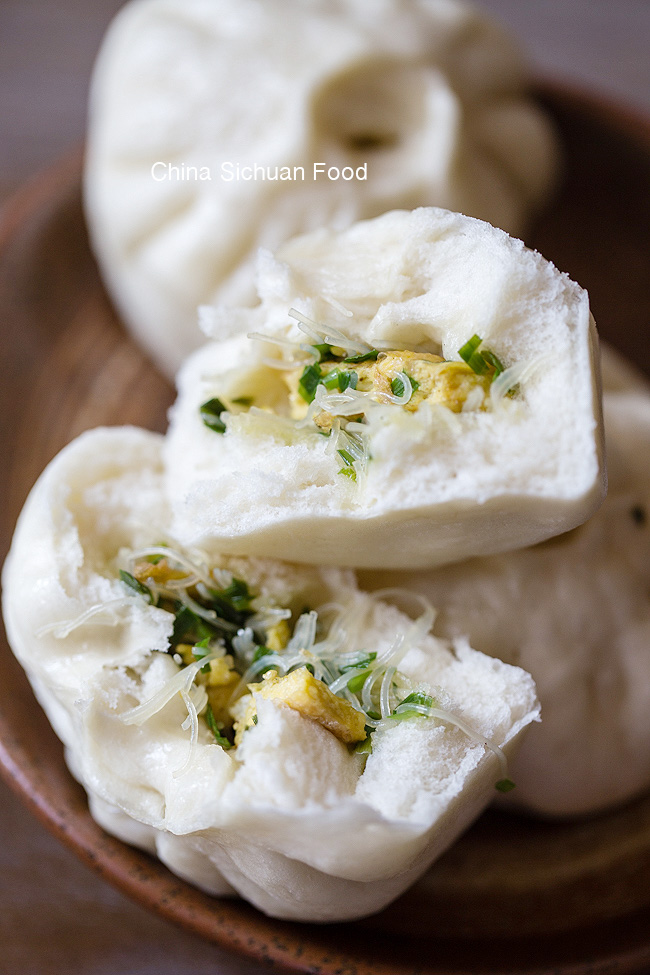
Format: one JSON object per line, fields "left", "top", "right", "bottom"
{"left": 312, "top": 343, "right": 336, "bottom": 361}
{"left": 171, "top": 606, "right": 218, "bottom": 649}
{"left": 205, "top": 704, "right": 232, "bottom": 749}
{"left": 458, "top": 334, "right": 482, "bottom": 363}
{"left": 252, "top": 645, "right": 280, "bottom": 672}
{"left": 231, "top": 396, "right": 254, "bottom": 407}
{"left": 458, "top": 334, "right": 505, "bottom": 380}
{"left": 200, "top": 397, "right": 228, "bottom": 433}
{"left": 192, "top": 636, "right": 213, "bottom": 673}
{"left": 340, "top": 652, "right": 377, "bottom": 674}
{"left": 346, "top": 670, "right": 372, "bottom": 694}
{"left": 389, "top": 691, "right": 434, "bottom": 721}
{"left": 201, "top": 577, "right": 253, "bottom": 627}
{"left": 337, "top": 448, "right": 356, "bottom": 467}
{"left": 480, "top": 350, "right": 504, "bottom": 379}
{"left": 298, "top": 363, "right": 323, "bottom": 403}
{"left": 252, "top": 645, "right": 273, "bottom": 662}
{"left": 337, "top": 448, "right": 358, "bottom": 482}
{"left": 400, "top": 691, "right": 434, "bottom": 708}
{"left": 339, "top": 370, "right": 358, "bottom": 392}
{"left": 353, "top": 736, "right": 373, "bottom": 755}
{"left": 390, "top": 372, "right": 419, "bottom": 398}
{"left": 219, "top": 577, "right": 252, "bottom": 611}
{"left": 322, "top": 369, "right": 359, "bottom": 392}
{"left": 495, "top": 778, "right": 516, "bottom": 793}
{"left": 119, "top": 570, "right": 153, "bottom": 603}
{"left": 343, "top": 349, "right": 380, "bottom": 363}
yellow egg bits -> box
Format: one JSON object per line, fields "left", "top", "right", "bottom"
{"left": 283, "top": 349, "right": 491, "bottom": 429}
{"left": 233, "top": 667, "right": 367, "bottom": 746}
{"left": 199, "top": 325, "right": 510, "bottom": 486}
{"left": 121, "top": 541, "right": 513, "bottom": 792}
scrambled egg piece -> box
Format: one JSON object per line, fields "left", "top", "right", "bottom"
{"left": 266, "top": 618, "right": 290, "bottom": 651}
{"left": 283, "top": 349, "right": 489, "bottom": 425}
{"left": 234, "top": 667, "right": 366, "bottom": 745}
{"left": 374, "top": 352, "right": 490, "bottom": 413}
{"left": 177, "top": 644, "right": 239, "bottom": 724}
{"left": 133, "top": 557, "right": 188, "bottom": 586}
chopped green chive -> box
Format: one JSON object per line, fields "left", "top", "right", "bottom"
{"left": 337, "top": 448, "right": 356, "bottom": 468}
{"left": 337, "top": 448, "right": 358, "bottom": 482}
{"left": 480, "top": 349, "right": 504, "bottom": 379}
{"left": 171, "top": 606, "right": 218, "bottom": 649}
{"left": 343, "top": 349, "right": 380, "bottom": 363}
{"left": 458, "top": 334, "right": 505, "bottom": 381}
{"left": 340, "top": 652, "right": 377, "bottom": 674}
{"left": 458, "top": 334, "right": 482, "bottom": 362}
{"left": 231, "top": 396, "right": 253, "bottom": 407}
{"left": 205, "top": 705, "right": 232, "bottom": 749}
{"left": 346, "top": 670, "right": 372, "bottom": 694}
{"left": 252, "top": 645, "right": 280, "bottom": 672}
{"left": 252, "top": 645, "right": 273, "bottom": 662}
{"left": 192, "top": 636, "right": 213, "bottom": 672}
{"left": 495, "top": 778, "right": 516, "bottom": 793}
{"left": 338, "top": 370, "right": 358, "bottom": 392}
{"left": 200, "top": 397, "right": 228, "bottom": 433}
{"left": 193, "top": 637, "right": 212, "bottom": 657}
{"left": 322, "top": 369, "right": 358, "bottom": 392}
{"left": 389, "top": 690, "right": 434, "bottom": 721}
{"left": 400, "top": 691, "right": 434, "bottom": 708}
{"left": 298, "top": 363, "right": 322, "bottom": 403}
{"left": 219, "top": 577, "right": 252, "bottom": 611}
{"left": 391, "top": 375, "right": 406, "bottom": 397}
{"left": 119, "top": 570, "right": 152, "bottom": 603}
{"left": 313, "top": 343, "right": 335, "bottom": 361}
{"left": 353, "top": 735, "right": 373, "bottom": 755}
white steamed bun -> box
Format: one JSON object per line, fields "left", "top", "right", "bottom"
{"left": 362, "top": 389, "right": 650, "bottom": 817}
{"left": 2, "top": 426, "right": 538, "bottom": 922}
{"left": 165, "top": 207, "right": 604, "bottom": 569}
{"left": 84, "top": 0, "right": 559, "bottom": 376}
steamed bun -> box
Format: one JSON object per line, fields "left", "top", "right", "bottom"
{"left": 165, "top": 207, "right": 604, "bottom": 569}
{"left": 362, "top": 390, "right": 650, "bottom": 817}
{"left": 2, "top": 426, "right": 538, "bottom": 921}
{"left": 84, "top": 0, "right": 559, "bottom": 375}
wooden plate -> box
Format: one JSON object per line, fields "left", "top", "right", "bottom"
{"left": 2, "top": 84, "right": 650, "bottom": 975}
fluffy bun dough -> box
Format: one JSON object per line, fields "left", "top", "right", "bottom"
{"left": 84, "top": 0, "right": 559, "bottom": 376}
{"left": 362, "top": 389, "right": 650, "bottom": 817}
{"left": 2, "top": 426, "right": 538, "bottom": 921}
{"left": 165, "top": 207, "right": 605, "bottom": 570}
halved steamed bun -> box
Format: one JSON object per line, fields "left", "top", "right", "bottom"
{"left": 165, "top": 207, "right": 605, "bottom": 570}
{"left": 2, "top": 426, "right": 538, "bottom": 921}
{"left": 362, "top": 389, "right": 650, "bottom": 817}
{"left": 84, "top": 0, "right": 559, "bottom": 375}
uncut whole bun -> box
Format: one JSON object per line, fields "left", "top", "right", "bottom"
{"left": 84, "top": 0, "right": 559, "bottom": 376}
{"left": 2, "top": 426, "right": 539, "bottom": 921}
